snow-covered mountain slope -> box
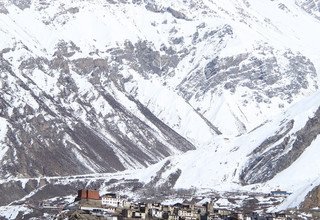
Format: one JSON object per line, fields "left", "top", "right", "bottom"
{"left": 1, "top": 0, "right": 228, "bottom": 180}
{"left": 2, "top": 89, "right": 320, "bottom": 208}
{"left": 138, "top": 89, "right": 320, "bottom": 186}
{"left": 120, "top": 90, "right": 320, "bottom": 210}
{"left": 1, "top": 0, "right": 320, "bottom": 211}
{"left": 0, "top": 55, "right": 196, "bottom": 178}
{"left": 1, "top": 0, "right": 320, "bottom": 138}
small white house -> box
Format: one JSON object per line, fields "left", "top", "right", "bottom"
{"left": 101, "top": 193, "right": 124, "bottom": 207}
{"left": 150, "top": 209, "right": 163, "bottom": 218}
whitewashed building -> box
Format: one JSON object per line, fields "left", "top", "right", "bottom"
{"left": 101, "top": 193, "right": 124, "bottom": 207}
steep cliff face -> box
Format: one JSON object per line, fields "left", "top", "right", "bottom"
{"left": 177, "top": 47, "right": 317, "bottom": 135}
{"left": 300, "top": 185, "right": 320, "bottom": 210}
{"left": 240, "top": 107, "right": 320, "bottom": 184}
{"left": 0, "top": 52, "right": 196, "bottom": 178}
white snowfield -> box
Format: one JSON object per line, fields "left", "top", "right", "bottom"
{"left": 128, "top": 89, "right": 320, "bottom": 210}
{"left": 1, "top": 0, "right": 320, "bottom": 211}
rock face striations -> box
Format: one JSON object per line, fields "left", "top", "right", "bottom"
{"left": 241, "top": 106, "right": 320, "bottom": 184}
{"left": 296, "top": 0, "right": 320, "bottom": 19}
{"left": 0, "top": 52, "right": 195, "bottom": 178}
{"left": 301, "top": 185, "right": 320, "bottom": 210}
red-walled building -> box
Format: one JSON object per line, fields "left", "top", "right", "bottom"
{"left": 77, "top": 189, "right": 100, "bottom": 201}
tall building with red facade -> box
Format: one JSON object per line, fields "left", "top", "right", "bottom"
{"left": 76, "top": 189, "right": 100, "bottom": 201}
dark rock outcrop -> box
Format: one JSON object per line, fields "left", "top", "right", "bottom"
{"left": 300, "top": 184, "right": 320, "bottom": 210}
{"left": 296, "top": 0, "right": 320, "bottom": 19}
{"left": 10, "top": 0, "right": 31, "bottom": 10}
{"left": 241, "top": 107, "right": 320, "bottom": 184}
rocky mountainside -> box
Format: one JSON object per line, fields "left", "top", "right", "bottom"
{"left": 300, "top": 184, "right": 320, "bottom": 211}
{"left": 1, "top": 0, "right": 320, "bottom": 214}
{"left": 0, "top": 52, "right": 196, "bottom": 177}
{"left": 296, "top": 0, "right": 320, "bottom": 19}
{"left": 0, "top": 0, "right": 206, "bottom": 178}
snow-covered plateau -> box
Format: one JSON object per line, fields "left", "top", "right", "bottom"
{"left": 1, "top": 0, "right": 320, "bottom": 218}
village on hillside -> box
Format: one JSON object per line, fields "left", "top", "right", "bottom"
{"left": 55, "top": 189, "right": 297, "bottom": 220}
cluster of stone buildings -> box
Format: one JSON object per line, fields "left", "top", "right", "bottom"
{"left": 73, "top": 189, "right": 293, "bottom": 220}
